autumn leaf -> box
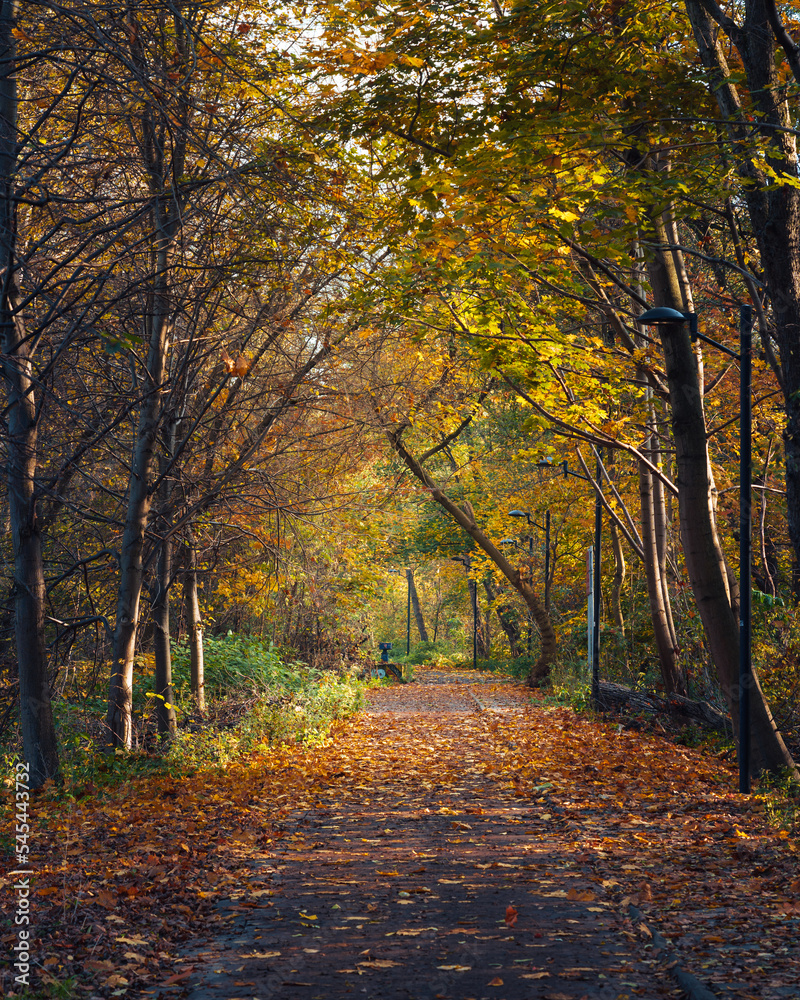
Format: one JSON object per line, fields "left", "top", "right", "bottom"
{"left": 504, "top": 904, "right": 518, "bottom": 927}
{"left": 567, "top": 888, "right": 596, "bottom": 902}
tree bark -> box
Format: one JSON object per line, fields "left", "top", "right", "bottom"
{"left": 0, "top": 0, "right": 59, "bottom": 788}
{"left": 639, "top": 452, "right": 684, "bottom": 695}
{"left": 184, "top": 537, "right": 205, "bottom": 711}
{"left": 105, "top": 262, "right": 172, "bottom": 747}
{"left": 406, "top": 568, "right": 430, "bottom": 643}
{"left": 648, "top": 217, "right": 797, "bottom": 776}
{"left": 106, "top": 9, "right": 190, "bottom": 747}
{"left": 684, "top": 0, "right": 800, "bottom": 610}
{"left": 609, "top": 523, "right": 626, "bottom": 630}
{"left": 152, "top": 530, "right": 177, "bottom": 740}
{"left": 483, "top": 577, "right": 523, "bottom": 658}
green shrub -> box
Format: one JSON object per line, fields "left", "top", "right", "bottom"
{"left": 171, "top": 632, "right": 308, "bottom": 699}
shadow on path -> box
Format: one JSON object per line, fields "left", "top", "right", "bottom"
{"left": 184, "top": 670, "right": 677, "bottom": 999}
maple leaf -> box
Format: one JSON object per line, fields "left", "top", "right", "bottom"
{"left": 504, "top": 904, "right": 518, "bottom": 927}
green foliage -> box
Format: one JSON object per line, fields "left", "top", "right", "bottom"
{"left": 755, "top": 770, "right": 800, "bottom": 837}
{"left": 0, "top": 635, "right": 367, "bottom": 798}
{"left": 12, "top": 978, "right": 79, "bottom": 1000}
{"left": 396, "top": 640, "right": 448, "bottom": 665}
{"left": 171, "top": 632, "right": 308, "bottom": 699}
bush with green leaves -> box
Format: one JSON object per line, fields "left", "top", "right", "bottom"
{"left": 169, "top": 632, "right": 367, "bottom": 764}
{"left": 171, "top": 632, "right": 310, "bottom": 699}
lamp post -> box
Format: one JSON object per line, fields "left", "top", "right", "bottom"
{"left": 451, "top": 555, "right": 479, "bottom": 669}
{"left": 389, "top": 569, "right": 412, "bottom": 657}
{"left": 536, "top": 460, "right": 602, "bottom": 707}
{"left": 405, "top": 569, "right": 412, "bottom": 657}
{"left": 639, "top": 305, "right": 753, "bottom": 793}
{"left": 509, "top": 508, "right": 552, "bottom": 611}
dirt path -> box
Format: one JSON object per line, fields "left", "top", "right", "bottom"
{"left": 183, "top": 670, "right": 679, "bottom": 999}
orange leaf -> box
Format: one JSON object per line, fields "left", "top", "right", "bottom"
{"left": 163, "top": 968, "right": 194, "bottom": 985}
{"left": 504, "top": 905, "right": 518, "bottom": 927}
{"left": 489, "top": 976, "right": 504, "bottom": 986}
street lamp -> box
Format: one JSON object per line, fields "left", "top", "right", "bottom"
{"left": 639, "top": 304, "right": 753, "bottom": 793}
{"left": 536, "top": 459, "right": 602, "bottom": 708}
{"left": 502, "top": 532, "right": 533, "bottom": 655}
{"left": 389, "top": 569, "right": 412, "bottom": 656}
{"left": 510, "top": 508, "right": 552, "bottom": 612}
{"left": 451, "top": 554, "right": 479, "bottom": 670}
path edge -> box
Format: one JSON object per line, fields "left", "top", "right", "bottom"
{"left": 625, "top": 902, "right": 719, "bottom": 1000}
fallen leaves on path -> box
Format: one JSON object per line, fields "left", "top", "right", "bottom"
{"left": 1, "top": 667, "right": 798, "bottom": 999}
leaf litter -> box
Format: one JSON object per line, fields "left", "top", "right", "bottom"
{"left": 1, "top": 665, "right": 798, "bottom": 999}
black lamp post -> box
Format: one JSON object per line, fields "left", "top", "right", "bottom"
{"left": 535, "top": 460, "right": 602, "bottom": 708}
{"left": 509, "top": 510, "right": 535, "bottom": 655}
{"left": 509, "top": 508, "right": 552, "bottom": 612}
{"left": 389, "top": 569, "right": 412, "bottom": 657}
{"left": 639, "top": 305, "right": 753, "bottom": 793}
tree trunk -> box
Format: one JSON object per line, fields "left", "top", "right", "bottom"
{"left": 483, "top": 578, "right": 523, "bottom": 658}
{"left": 685, "top": 0, "right": 800, "bottom": 610}
{"left": 0, "top": 1, "right": 59, "bottom": 788}
{"left": 648, "top": 219, "right": 796, "bottom": 776}
{"left": 105, "top": 285, "right": 171, "bottom": 747}
{"left": 184, "top": 538, "right": 205, "bottom": 711}
{"left": 406, "top": 568, "right": 430, "bottom": 643}
{"left": 639, "top": 453, "right": 684, "bottom": 695}
{"left": 651, "top": 432, "right": 679, "bottom": 653}
{"left": 609, "top": 523, "right": 626, "bottom": 635}
{"left": 152, "top": 531, "right": 177, "bottom": 740}
{"left": 637, "top": 389, "right": 684, "bottom": 695}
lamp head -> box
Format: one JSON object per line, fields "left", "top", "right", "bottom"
{"left": 638, "top": 307, "right": 689, "bottom": 325}
{"left": 508, "top": 509, "right": 529, "bottom": 518}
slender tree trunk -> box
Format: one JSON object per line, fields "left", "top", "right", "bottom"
{"left": 609, "top": 523, "right": 626, "bottom": 630}
{"left": 152, "top": 531, "right": 176, "bottom": 739}
{"left": 651, "top": 431, "right": 679, "bottom": 653}
{"left": 105, "top": 280, "right": 171, "bottom": 747}
{"left": 106, "top": 9, "right": 190, "bottom": 746}
{"left": 0, "top": 1, "right": 59, "bottom": 787}
{"left": 184, "top": 537, "right": 205, "bottom": 711}
{"left": 639, "top": 454, "right": 684, "bottom": 695}
{"left": 152, "top": 422, "right": 177, "bottom": 739}
{"left": 648, "top": 219, "right": 796, "bottom": 775}
{"left": 406, "top": 568, "right": 429, "bottom": 643}
{"left": 483, "top": 578, "right": 523, "bottom": 657}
